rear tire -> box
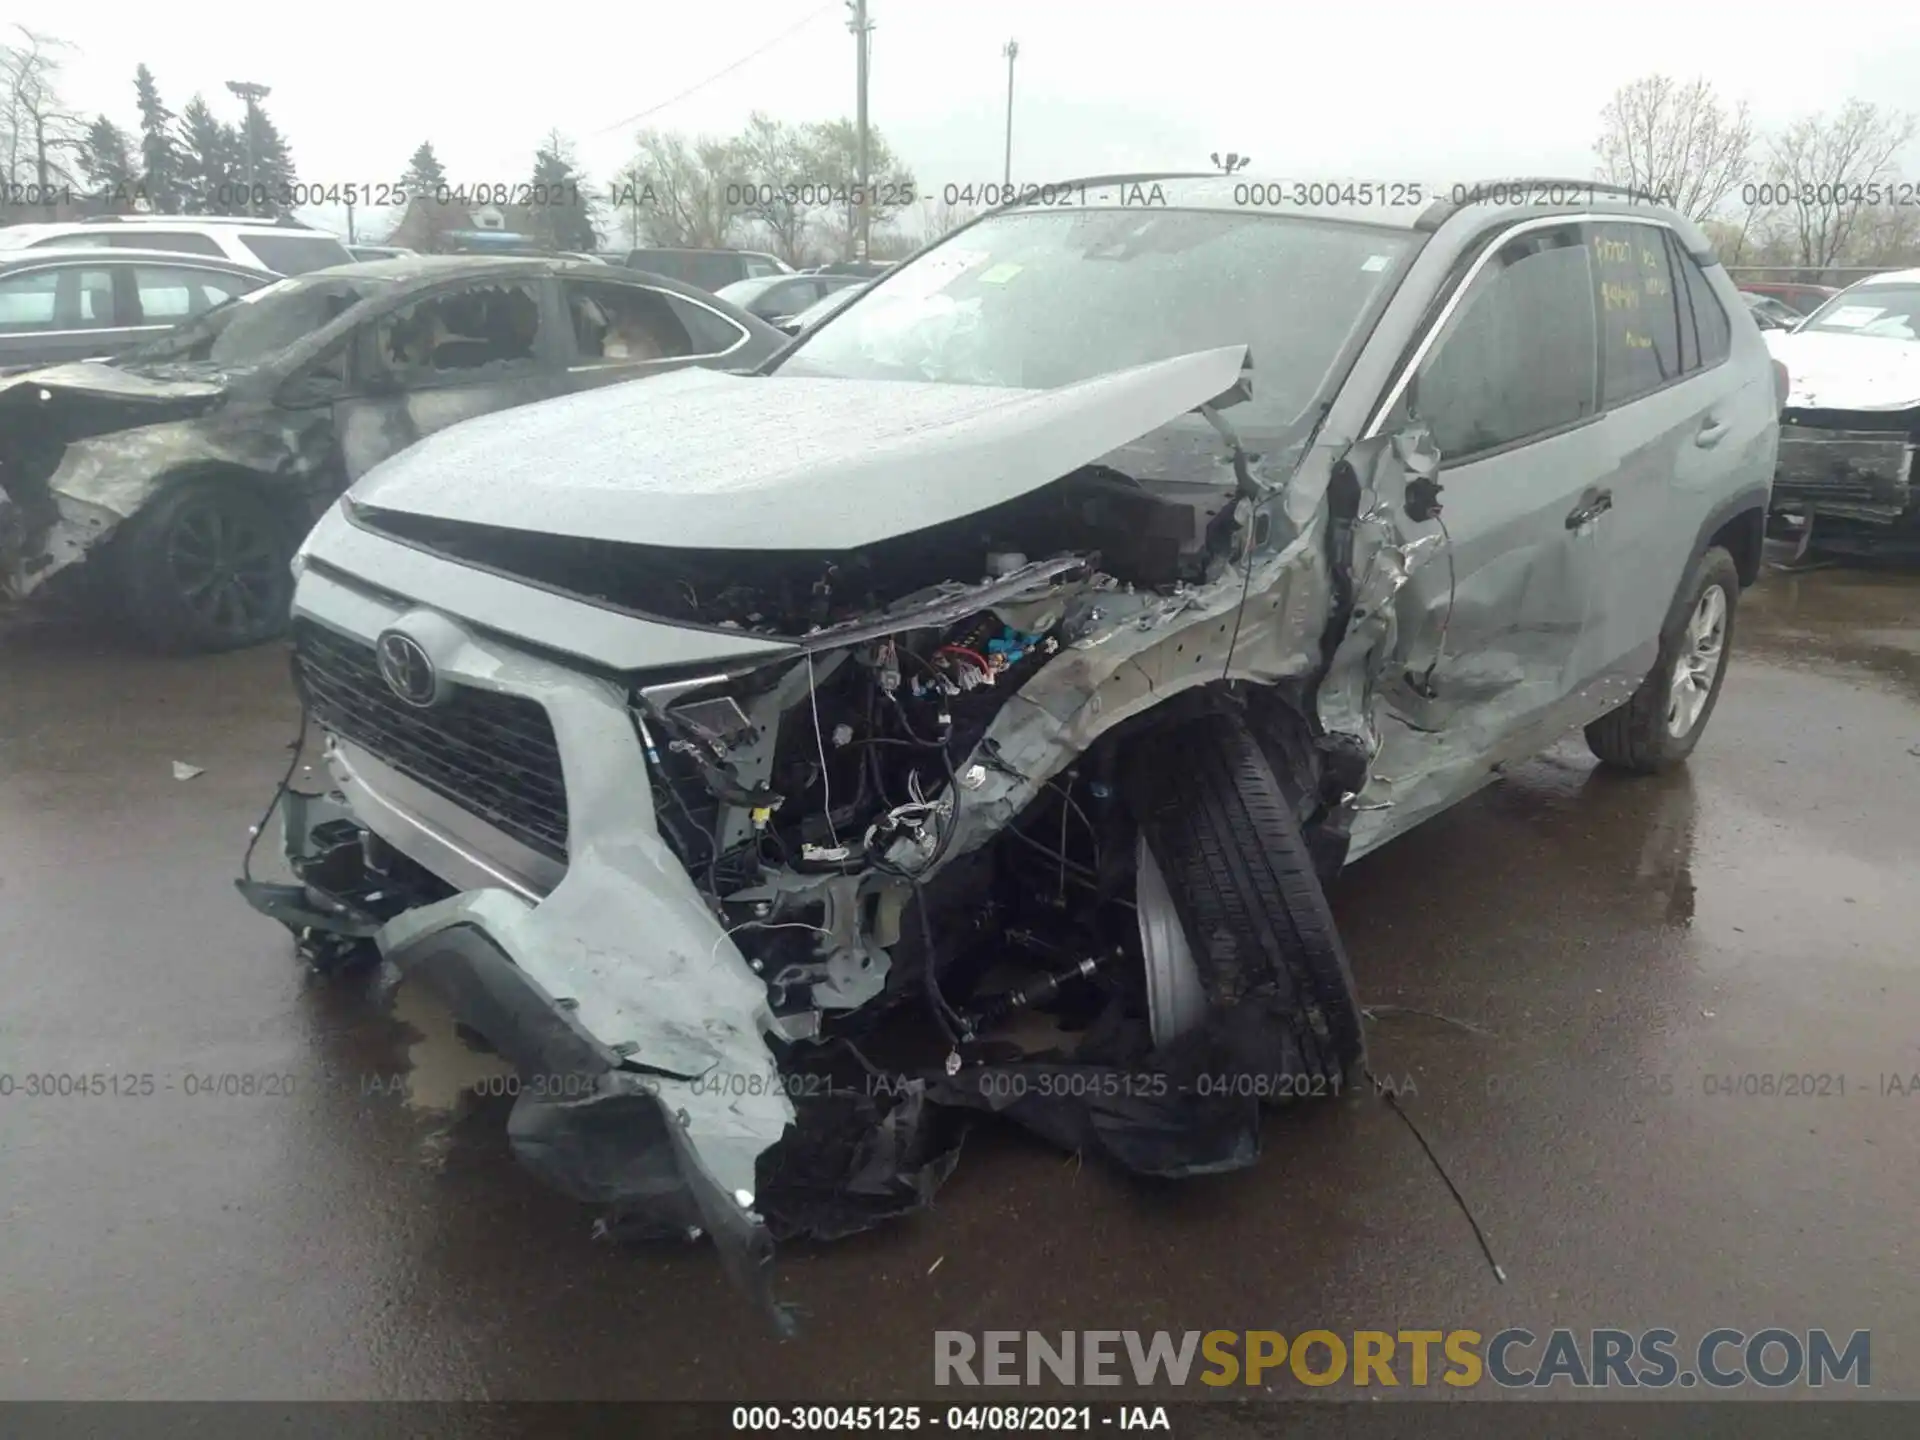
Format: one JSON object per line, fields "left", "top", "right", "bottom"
{"left": 113, "top": 478, "right": 294, "bottom": 653}
{"left": 1125, "top": 708, "right": 1365, "bottom": 1088}
{"left": 1585, "top": 545, "right": 1739, "bottom": 773}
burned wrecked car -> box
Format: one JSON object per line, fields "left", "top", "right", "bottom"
{"left": 1764, "top": 268, "right": 1920, "bottom": 558}
{"left": 0, "top": 256, "right": 785, "bottom": 650}
{"left": 238, "top": 176, "right": 1779, "bottom": 1327}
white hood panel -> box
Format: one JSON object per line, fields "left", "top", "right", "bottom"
{"left": 349, "top": 347, "right": 1251, "bottom": 550}
{"left": 1766, "top": 329, "right": 1920, "bottom": 411}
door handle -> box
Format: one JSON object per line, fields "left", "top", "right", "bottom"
{"left": 1566, "top": 489, "right": 1613, "bottom": 529}
{"left": 1695, "top": 417, "right": 1729, "bottom": 448}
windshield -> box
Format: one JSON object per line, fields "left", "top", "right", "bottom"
{"left": 775, "top": 209, "right": 1414, "bottom": 437}
{"left": 1799, "top": 284, "right": 1920, "bottom": 339}
{"left": 112, "top": 274, "right": 383, "bottom": 371}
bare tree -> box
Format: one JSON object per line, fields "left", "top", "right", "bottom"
{"left": 626, "top": 128, "right": 740, "bottom": 248}
{"left": 728, "top": 113, "right": 815, "bottom": 264}
{"left": 0, "top": 27, "right": 84, "bottom": 209}
{"left": 1755, "top": 100, "right": 1917, "bottom": 270}
{"left": 1595, "top": 75, "right": 1752, "bottom": 222}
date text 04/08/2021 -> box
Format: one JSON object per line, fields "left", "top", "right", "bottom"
{"left": 730, "top": 1405, "right": 1169, "bottom": 1432}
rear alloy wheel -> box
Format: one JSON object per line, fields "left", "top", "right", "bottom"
{"left": 1585, "top": 545, "right": 1740, "bottom": 773}
{"left": 1126, "top": 708, "right": 1365, "bottom": 1092}
{"left": 115, "top": 479, "right": 295, "bottom": 653}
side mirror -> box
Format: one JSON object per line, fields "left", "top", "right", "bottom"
{"left": 1391, "top": 426, "right": 1444, "bottom": 523}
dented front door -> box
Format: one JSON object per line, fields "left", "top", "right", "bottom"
{"left": 1333, "top": 220, "right": 1615, "bottom": 856}
{"left": 336, "top": 278, "right": 568, "bottom": 483}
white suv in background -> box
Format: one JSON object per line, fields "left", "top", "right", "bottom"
{"left": 0, "top": 216, "right": 352, "bottom": 275}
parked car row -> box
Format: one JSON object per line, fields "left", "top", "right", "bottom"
{"left": 0, "top": 248, "right": 275, "bottom": 372}
{"left": 0, "top": 255, "right": 786, "bottom": 648}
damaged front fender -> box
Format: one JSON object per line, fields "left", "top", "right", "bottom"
{"left": 0, "top": 369, "right": 335, "bottom": 599}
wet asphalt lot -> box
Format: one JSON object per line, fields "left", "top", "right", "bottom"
{"left": 1, "top": 558, "right": 1917, "bottom": 1405}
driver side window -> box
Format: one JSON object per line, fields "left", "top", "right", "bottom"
{"left": 1407, "top": 225, "right": 1599, "bottom": 465}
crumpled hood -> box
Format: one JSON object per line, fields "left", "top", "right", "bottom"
{"left": 349, "top": 346, "right": 1250, "bottom": 550}
{"left": 1765, "top": 330, "right": 1920, "bottom": 411}
{"left": 0, "top": 360, "right": 228, "bottom": 404}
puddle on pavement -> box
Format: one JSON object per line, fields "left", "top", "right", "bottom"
{"left": 387, "top": 978, "right": 515, "bottom": 1114}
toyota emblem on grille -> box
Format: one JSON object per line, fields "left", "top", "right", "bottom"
{"left": 375, "top": 630, "right": 439, "bottom": 708}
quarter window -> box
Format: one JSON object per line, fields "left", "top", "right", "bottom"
{"left": 1592, "top": 222, "right": 1685, "bottom": 405}
{"left": 1673, "top": 241, "right": 1732, "bottom": 368}
{"left": 1410, "top": 224, "right": 1598, "bottom": 464}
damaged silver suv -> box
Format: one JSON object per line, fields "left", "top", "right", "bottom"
{"left": 239, "top": 175, "right": 1779, "bottom": 1327}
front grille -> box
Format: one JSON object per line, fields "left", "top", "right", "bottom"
{"left": 293, "top": 620, "right": 570, "bottom": 863}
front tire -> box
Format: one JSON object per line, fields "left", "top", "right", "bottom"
{"left": 1125, "top": 708, "right": 1365, "bottom": 1088}
{"left": 113, "top": 478, "right": 294, "bottom": 653}
{"left": 1585, "top": 545, "right": 1740, "bottom": 773}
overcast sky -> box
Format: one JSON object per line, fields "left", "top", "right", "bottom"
{"left": 35, "top": 0, "right": 1920, "bottom": 240}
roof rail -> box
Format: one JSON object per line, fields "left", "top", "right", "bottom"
{"left": 72, "top": 213, "right": 316, "bottom": 229}
{"left": 1415, "top": 177, "right": 1675, "bottom": 231}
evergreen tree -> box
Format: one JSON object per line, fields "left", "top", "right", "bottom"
{"left": 398, "top": 141, "right": 446, "bottom": 199}
{"left": 237, "top": 99, "right": 296, "bottom": 215}
{"left": 529, "top": 131, "right": 598, "bottom": 251}
{"left": 133, "top": 64, "right": 182, "bottom": 211}
{"left": 77, "top": 116, "right": 139, "bottom": 203}
{"left": 176, "top": 95, "right": 238, "bottom": 214}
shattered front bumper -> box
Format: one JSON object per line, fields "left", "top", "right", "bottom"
{"left": 236, "top": 567, "right": 802, "bottom": 1327}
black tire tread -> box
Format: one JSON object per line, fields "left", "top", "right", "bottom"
{"left": 1127, "top": 709, "right": 1364, "bottom": 1083}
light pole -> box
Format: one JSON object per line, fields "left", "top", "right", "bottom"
{"left": 847, "top": 0, "right": 874, "bottom": 261}
{"left": 1002, "top": 40, "right": 1019, "bottom": 187}
{"left": 226, "top": 80, "right": 271, "bottom": 212}
{"left": 1209, "top": 151, "right": 1251, "bottom": 174}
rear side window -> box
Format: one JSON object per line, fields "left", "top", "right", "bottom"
{"left": 239, "top": 234, "right": 353, "bottom": 274}
{"left": 1591, "top": 222, "right": 1684, "bottom": 406}
{"left": 563, "top": 280, "right": 694, "bottom": 362}
{"left": 131, "top": 265, "right": 255, "bottom": 323}
{"left": 662, "top": 292, "right": 748, "bottom": 355}
{"left": 110, "top": 231, "right": 225, "bottom": 257}
{"left": 1411, "top": 224, "right": 1598, "bottom": 464}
